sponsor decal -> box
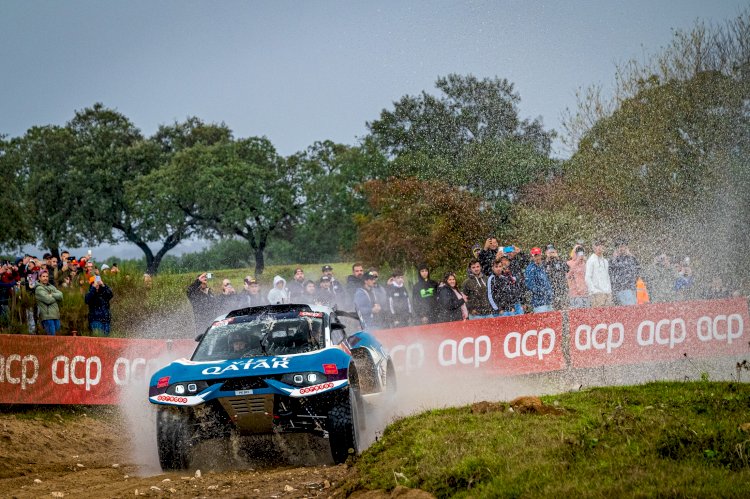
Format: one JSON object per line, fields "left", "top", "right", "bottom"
{"left": 322, "top": 363, "right": 338, "bottom": 375}
{"left": 211, "top": 318, "right": 235, "bottom": 328}
{"left": 156, "top": 394, "right": 188, "bottom": 404}
{"left": 299, "top": 311, "right": 324, "bottom": 318}
{"left": 299, "top": 382, "right": 334, "bottom": 395}
{"left": 157, "top": 376, "right": 170, "bottom": 388}
{"left": 201, "top": 357, "right": 290, "bottom": 375}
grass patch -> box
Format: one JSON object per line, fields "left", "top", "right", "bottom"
{"left": 345, "top": 382, "right": 750, "bottom": 497}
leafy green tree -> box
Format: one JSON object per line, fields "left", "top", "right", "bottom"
{"left": 150, "top": 137, "right": 297, "bottom": 275}
{"left": 0, "top": 136, "right": 33, "bottom": 251}
{"left": 283, "top": 140, "right": 388, "bottom": 262}
{"left": 67, "top": 105, "right": 213, "bottom": 274}
{"left": 367, "top": 74, "right": 556, "bottom": 218}
{"left": 368, "top": 74, "right": 554, "bottom": 164}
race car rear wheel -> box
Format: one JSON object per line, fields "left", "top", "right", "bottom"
{"left": 157, "top": 407, "right": 194, "bottom": 471}
{"left": 327, "top": 385, "right": 361, "bottom": 464}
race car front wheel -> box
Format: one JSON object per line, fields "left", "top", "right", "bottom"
{"left": 327, "top": 385, "right": 361, "bottom": 464}
{"left": 157, "top": 407, "right": 194, "bottom": 471}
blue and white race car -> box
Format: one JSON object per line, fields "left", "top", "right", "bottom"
{"left": 148, "top": 303, "right": 396, "bottom": 469}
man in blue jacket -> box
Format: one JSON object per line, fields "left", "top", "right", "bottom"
{"left": 524, "top": 247, "right": 554, "bottom": 313}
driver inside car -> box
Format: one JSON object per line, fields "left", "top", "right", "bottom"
{"left": 228, "top": 332, "right": 248, "bottom": 358}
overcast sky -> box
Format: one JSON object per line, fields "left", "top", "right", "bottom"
{"left": 2, "top": 0, "right": 745, "bottom": 259}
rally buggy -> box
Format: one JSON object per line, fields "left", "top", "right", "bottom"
{"left": 148, "top": 303, "right": 396, "bottom": 469}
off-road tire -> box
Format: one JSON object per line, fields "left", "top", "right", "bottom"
{"left": 327, "top": 385, "right": 360, "bottom": 464}
{"left": 157, "top": 407, "right": 194, "bottom": 471}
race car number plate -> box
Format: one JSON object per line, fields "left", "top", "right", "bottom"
{"left": 235, "top": 389, "right": 253, "bottom": 396}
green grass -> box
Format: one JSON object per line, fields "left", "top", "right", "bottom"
{"left": 344, "top": 382, "right": 750, "bottom": 498}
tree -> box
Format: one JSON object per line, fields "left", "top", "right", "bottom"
{"left": 283, "top": 140, "right": 388, "bottom": 262}
{"left": 151, "top": 136, "right": 298, "bottom": 275}
{"left": 367, "top": 74, "right": 556, "bottom": 219}
{"left": 354, "top": 177, "right": 500, "bottom": 273}
{"left": 368, "top": 74, "right": 554, "bottom": 164}
{"left": 67, "top": 105, "right": 210, "bottom": 274}
{"left": 0, "top": 136, "right": 33, "bottom": 251}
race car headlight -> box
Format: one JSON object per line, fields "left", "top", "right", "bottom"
{"left": 281, "top": 372, "right": 327, "bottom": 387}
{"left": 167, "top": 380, "right": 209, "bottom": 395}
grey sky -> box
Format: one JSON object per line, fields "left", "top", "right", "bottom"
{"left": 2, "top": 0, "right": 746, "bottom": 259}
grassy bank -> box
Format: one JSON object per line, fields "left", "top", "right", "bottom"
{"left": 343, "top": 382, "right": 750, "bottom": 497}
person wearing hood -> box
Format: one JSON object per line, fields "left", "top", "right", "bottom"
{"left": 267, "top": 275, "right": 290, "bottom": 305}
{"left": 462, "top": 258, "right": 492, "bottom": 319}
{"left": 412, "top": 263, "right": 438, "bottom": 324}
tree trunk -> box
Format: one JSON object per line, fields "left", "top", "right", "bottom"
{"left": 254, "top": 246, "right": 265, "bottom": 276}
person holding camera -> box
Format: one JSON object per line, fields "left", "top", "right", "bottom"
{"left": 85, "top": 275, "right": 114, "bottom": 336}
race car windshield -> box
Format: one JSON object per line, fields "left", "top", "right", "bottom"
{"left": 192, "top": 315, "right": 325, "bottom": 361}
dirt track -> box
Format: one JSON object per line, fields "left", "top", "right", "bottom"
{"left": 0, "top": 408, "right": 357, "bottom": 498}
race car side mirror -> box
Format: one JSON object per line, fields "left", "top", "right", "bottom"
{"left": 195, "top": 333, "right": 204, "bottom": 342}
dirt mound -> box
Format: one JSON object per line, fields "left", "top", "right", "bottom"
{"left": 0, "top": 407, "right": 350, "bottom": 498}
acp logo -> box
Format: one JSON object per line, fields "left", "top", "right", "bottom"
{"left": 504, "top": 328, "right": 556, "bottom": 360}
{"left": 574, "top": 323, "right": 624, "bottom": 354}
{"left": 438, "top": 336, "right": 491, "bottom": 368}
{"left": 697, "top": 314, "right": 744, "bottom": 344}
{"left": 637, "top": 319, "right": 686, "bottom": 349}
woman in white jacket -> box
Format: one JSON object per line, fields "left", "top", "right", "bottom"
{"left": 585, "top": 241, "right": 613, "bottom": 308}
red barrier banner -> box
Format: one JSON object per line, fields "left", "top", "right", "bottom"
{"left": 568, "top": 298, "right": 750, "bottom": 368}
{"left": 374, "top": 312, "right": 565, "bottom": 375}
{"left": 0, "top": 335, "right": 195, "bottom": 405}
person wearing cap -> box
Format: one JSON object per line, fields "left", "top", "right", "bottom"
{"left": 242, "top": 276, "right": 267, "bottom": 307}
{"left": 487, "top": 256, "right": 523, "bottom": 316}
{"left": 412, "top": 263, "right": 438, "bottom": 324}
{"left": 503, "top": 245, "right": 528, "bottom": 314}
{"left": 524, "top": 247, "right": 554, "bottom": 313}
{"left": 316, "top": 275, "right": 337, "bottom": 307}
{"left": 321, "top": 265, "right": 344, "bottom": 297}
{"left": 609, "top": 239, "right": 641, "bottom": 306}
{"left": 34, "top": 270, "right": 63, "bottom": 335}
{"left": 543, "top": 245, "right": 569, "bottom": 311}
{"left": 354, "top": 271, "right": 384, "bottom": 330}
{"left": 85, "top": 274, "right": 114, "bottom": 336}
{"left": 463, "top": 258, "right": 493, "bottom": 319}
{"left": 187, "top": 273, "right": 218, "bottom": 334}
{"left": 567, "top": 245, "right": 591, "bottom": 308}
{"left": 386, "top": 269, "right": 412, "bottom": 327}
{"left": 288, "top": 267, "right": 306, "bottom": 302}
{"left": 478, "top": 237, "right": 500, "bottom": 276}
{"left": 585, "top": 240, "right": 613, "bottom": 307}
{"left": 100, "top": 263, "right": 110, "bottom": 273}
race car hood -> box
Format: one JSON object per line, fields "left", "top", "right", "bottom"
{"left": 149, "top": 346, "right": 352, "bottom": 389}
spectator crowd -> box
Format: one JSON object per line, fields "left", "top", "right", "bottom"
{"left": 185, "top": 236, "right": 742, "bottom": 333}
{"left": 0, "top": 252, "right": 117, "bottom": 336}
{"left": 0, "top": 238, "right": 740, "bottom": 337}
